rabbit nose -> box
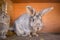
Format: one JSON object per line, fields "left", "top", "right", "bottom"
{"left": 37, "top": 28, "right": 39, "bottom": 30}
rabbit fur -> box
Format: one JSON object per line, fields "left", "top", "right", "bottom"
{"left": 14, "top": 6, "right": 54, "bottom": 37}
{"left": 0, "top": 10, "right": 10, "bottom": 39}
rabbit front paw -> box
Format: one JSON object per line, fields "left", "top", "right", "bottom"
{"left": 32, "top": 32, "right": 38, "bottom": 37}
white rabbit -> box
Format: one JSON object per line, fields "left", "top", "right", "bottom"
{"left": 0, "top": 9, "right": 10, "bottom": 39}
{"left": 14, "top": 6, "right": 54, "bottom": 37}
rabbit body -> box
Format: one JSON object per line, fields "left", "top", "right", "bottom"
{"left": 14, "top": 14, "right": 32, "bottom": 36}
{"left": 0, "top": 12, "right": 10, "bottom": 39}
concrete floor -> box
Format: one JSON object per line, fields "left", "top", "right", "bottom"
{"left": 0, "top": 33, "right": 60, "bottom": 40}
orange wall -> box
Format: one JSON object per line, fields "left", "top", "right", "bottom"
{"left": 12, "top": 3, "right": 60, "bottom": 33}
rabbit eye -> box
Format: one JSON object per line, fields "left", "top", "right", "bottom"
{"left": 31, "top": 18, "right": 34, "bottom": 22}
{"left": 33, "top": 19, "right": 34, "bottom": 22}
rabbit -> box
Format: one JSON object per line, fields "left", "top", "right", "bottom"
{"left": 0, "top": 10, "right": 10, "bottom": 39}
{"left": 14, "top": 6, "right": 54, "bottom": 37}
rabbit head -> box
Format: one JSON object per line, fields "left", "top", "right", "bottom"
{"left": 26, "top": 6, "right": 54, "bottom": 32}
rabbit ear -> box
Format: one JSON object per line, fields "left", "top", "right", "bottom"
{"left": 38, "top": 7, "right": 54, "bottom": 16}
{"left": 26, "top": 6, "right": 36, "bottom": 16}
